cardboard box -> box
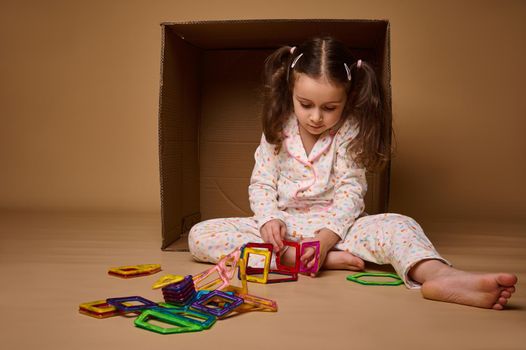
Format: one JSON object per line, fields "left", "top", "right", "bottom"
{"left": 158, "top": 19, "right": 392, "bottom": 249}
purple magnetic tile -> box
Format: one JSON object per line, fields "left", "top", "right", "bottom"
{"left": 163, "top": 293, "right": 195, "bottom": 304}
{"left": 163, "top": 287, "right": 195, "bottom": 303}
{"left": 162, "top": 289, "right": 195, "bottom": 299}
{"left": 163, "top": 286, "right": 194, "bottom": 296}
{"left": 190, "top": 290, "right": 243, "bottom": 318}
{"left": 162, "top": 286, "right": 195, "bottom": 295}
{"left": 106, "top": 296, "right": 157, "bottom": 312}
{"left": 163, "top": 283, "right": 194, "bottom": 294}
{"left": 163, "top": 275, "right": 194, "bottom": 291}
{"left": 162, "top": 285, "right": 195, "bottom": 297}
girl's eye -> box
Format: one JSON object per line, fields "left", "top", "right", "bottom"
{"left": 298, "top": 103, "right": 336, "bottom": 111}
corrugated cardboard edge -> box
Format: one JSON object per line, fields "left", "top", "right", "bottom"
{"left": 384, "top": 20, "right": 392, "bottom": 211}
{"left": 160, "top": 18, "right": 390, "bottom": 26}
{"left": 158, "top": 24, "right": 168, "bottom": 249}
{"left": 158, "top": 25, "right": 202, "bottom": 249}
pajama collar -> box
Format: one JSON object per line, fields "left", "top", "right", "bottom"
{"left": 282, "top": 114, "right": 347, "bottom": 164}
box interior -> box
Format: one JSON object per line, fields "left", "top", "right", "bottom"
{"left": 159, "top": 20, "right": 392, "bottom": 249}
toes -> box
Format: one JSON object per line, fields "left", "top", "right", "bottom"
{"left": 496, "top": 273, "right": 518, "bottom": 287}
{"left": 350, "top": 257, "right": 365, "bottom": 270}
{"left": 493, "top": 303, "right": 504, "bottom": 310}
{"left": 505, "top": 286, "right": 516, "bottom": 294}
{"left": 500, "top": 290, "right": 511, "bottom": 298}
{"left": 498, "top": 297, "right": 508, "bottom": 305}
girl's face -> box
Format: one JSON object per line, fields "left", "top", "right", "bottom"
{"left": 292, "top": 73, "right": 347, "bottom": 139}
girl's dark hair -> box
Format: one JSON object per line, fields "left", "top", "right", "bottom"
{"left": 261, "top": 36, "right": 391, "bottom": 171}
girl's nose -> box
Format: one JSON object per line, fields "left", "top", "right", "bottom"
{"left": 310, "top": 110, "right": 323, "bottom": 124}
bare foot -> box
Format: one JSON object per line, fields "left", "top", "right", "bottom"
{"left": 421, "top": 269, "right": 518, "bottom": 310}
{"left": 280, "top": 248, "right": 364, "bottom": 271}
{"left": 323, "top": 251, "right": 365, "bottom": 271}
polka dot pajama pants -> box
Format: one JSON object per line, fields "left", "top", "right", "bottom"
{"left": 188, "top": 213, "right": 450, "bottom": 288}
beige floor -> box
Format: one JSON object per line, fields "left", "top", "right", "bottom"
{"left": 0, "top": 211, "right": 525, "bottom": 350}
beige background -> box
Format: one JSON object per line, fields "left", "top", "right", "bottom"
{"left": 1, "top": 0, "right": 525, "bottom": 227}
{"left": 1, "top": 3, "right": 525, "bottom": 348}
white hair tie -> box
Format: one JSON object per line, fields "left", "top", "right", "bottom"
{"left": 343, "top": 63, "right": 351, "bottom": 81}
{"left": 291, "top": 53, "right": 303, "bottom": 69}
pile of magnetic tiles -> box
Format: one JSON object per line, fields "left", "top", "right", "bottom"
{"left": 77, "top": 242, "right": 303, "bottom": 335}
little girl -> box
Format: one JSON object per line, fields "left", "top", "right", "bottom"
{"left": 189, "top": 36, "right": 517, "bottom": 309}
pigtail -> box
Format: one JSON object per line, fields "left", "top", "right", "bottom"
{"left": 261, "top": 46, "right": 294, "bottom": 145}
{"left": 347, "top": 61, "right": 391, "bottom": 171}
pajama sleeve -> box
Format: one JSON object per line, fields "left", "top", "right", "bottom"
{"left": 322, "top": 136, "right": 368, "bottom": 240}
{"left": 248, "top": 134, "right": 286, "bottom": 230}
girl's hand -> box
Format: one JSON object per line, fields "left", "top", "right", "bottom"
{"left": 260, "top": 219, "right": 287, "bottom": 252}
{"left": 300, "top": 229, "right": 340, "bottom": 277}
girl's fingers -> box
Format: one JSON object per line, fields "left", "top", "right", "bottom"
{"left": 301, "top": 247, "right": 315, "bottom": 264}
{"left": 279, "top": 224, "right": 287, "bottom": 239}
{"left": 271, "top": 226, "right": 283, "bottom": 250}
{"left": 307, "top": 254, "right": 318, "bottom": 269}
{"left": 299, "top": 251, "right": 314, "bottom": 276}
{"left": 272, "top": 234, "right": 282, "bottom": 251}
{"left": 307, "top": 250, "right": 321, "bottom": 277}
{"left": 267, "top": 233, "right": 279, "bottom": 251}
{"left": 307, "top": 258, "right": 314, "bottom": 268}
{"left": 260, "top": 228, "right": 269, "bottom": 243}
